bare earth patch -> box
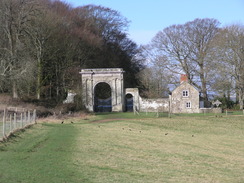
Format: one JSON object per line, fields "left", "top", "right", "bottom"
{"left": 37, "top": 112, "right": 90, "bottom": 124}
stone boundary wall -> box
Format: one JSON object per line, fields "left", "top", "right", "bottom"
{"left": 199, "top": 108, "right": 222, "bottom": 113}
{"left": 139, "top": 98, "right": 169, "bottom": 112}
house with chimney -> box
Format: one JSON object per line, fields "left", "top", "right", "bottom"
{"left": 127, "top": 74, "right": 201, "bottom": 113}
{"left": 170, "top": 74, "right": 200, "bottom": 113}
{"left": 78, "top": 68, "right": 218, "bottom": 113}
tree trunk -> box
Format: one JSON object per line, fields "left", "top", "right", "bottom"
{"left": 239, "top": 88, "right": 244, "bottom": 109}
{"left": 12, "top": 81, "right": 18, "bottom": 99}
{"left": 199, "top": 66, "right": 209, "bottom": 107}
{"left": 236, "top": 88, "right": 239, "bottom": 103}
{"left": 36, "top": 57, "right": 41, "bottom": 100}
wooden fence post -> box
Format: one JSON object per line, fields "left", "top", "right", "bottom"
{"left": 28, "top": 110, "right": 30, "bottom": 124}
{"left": 10, "top": 114, "right": 12, "bottom": 133}
{"left": 3, "top": 108, "right": 6, "bottom": 137}
{"left": 21, "top": 113, "right": 23, "bottom": 128}
{"left": 33, "top": 109, "right": 37, "bottom": 124}
{"left": 24, "top": 111, "right": 27, "bottom": 126}
{"left": 14, "top": 113, "right": 17, "bottom": 130}
{"left": 168, "top": 101, "right": 171, "bottom": 118}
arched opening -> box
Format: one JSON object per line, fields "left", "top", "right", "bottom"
{"left": 125, "top": 94, "right": 133, "bottom": 112}
{"left": 94, "top": 82, "right": 112, "bottom": 112}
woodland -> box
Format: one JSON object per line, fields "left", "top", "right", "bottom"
{"left": 0, "top": 0, "right": 243, "bottom": 109}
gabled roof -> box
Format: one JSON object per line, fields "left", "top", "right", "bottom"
{"left": 171, "top": 81, "right": 199, "bottom": 94}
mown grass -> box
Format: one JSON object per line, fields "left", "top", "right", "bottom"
{"left": 0, "top": 114, "right": 243, "bottom": 183}
{"left": 0, "top": 123, "right": 80, "bottom": 183}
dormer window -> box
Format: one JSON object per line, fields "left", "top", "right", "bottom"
{"left": 182, "top": 90, "right": 189, "bottom": 97}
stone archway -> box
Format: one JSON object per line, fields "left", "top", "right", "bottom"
{"left": 94, "top": 82, "right": 112, "bottom": 112}
{"left": 79, "top": 68, "right": 124, "bottom": 112}
{"left": 125, "top": 93, "right": 133, "bottom": 112}
{"left": 125, "top": 88, "right": 140, "bottom": 112}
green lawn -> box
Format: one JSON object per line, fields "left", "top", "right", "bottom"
{"left": 0, "top": 114, "right": 243, "bottom": 183}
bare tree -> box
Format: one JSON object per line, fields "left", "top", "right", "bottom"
{"left": 78, "top": 5, "right": 129, "bottom": 43}
{"left": 137, "top": 67, "right": 172, "bottom": 98}
{"left": 213, "top": 24, "right": 244, "bottom": 109}
{"left": 0, "top": 0, "right": 37, "bottom": 98}
{"left": 150, "top": 18, "right": 220, "bottom": 105}
{"left": 25, "top": 0, "right": 61, "bottom": 99}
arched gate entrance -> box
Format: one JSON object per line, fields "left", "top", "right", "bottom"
{"left": 125, "top": 93, "right": 133, "bottom": 112}
{"left": 80, "top": 68, "right": 124, "bottom": 112}
{"left": 94, "top": 82, "right": 112, "bottom": 112}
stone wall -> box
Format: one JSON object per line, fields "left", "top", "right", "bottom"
{"left": 125, "top": 88, "right": 169, "bottom": 112}
{"left": 63, "top": 91, "right": 76, "bottom": 104}
{"left": 140, "top": 98, "right": 169, "bottom": 112}
{"left": 199, "top": 108, "right": 222, "bottom": 114}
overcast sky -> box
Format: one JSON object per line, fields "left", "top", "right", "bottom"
{"left": 64, "top": 0, "right": 244, "bottom": 45}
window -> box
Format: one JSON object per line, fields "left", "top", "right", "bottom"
{"left": 186, "top": 102, "right": 191, "bottom": 108}
{"left": 182, "top": 90, "right": 189, "bottom": 97}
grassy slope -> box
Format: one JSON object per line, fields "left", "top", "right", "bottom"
{"left": 73, "top": 115, "right": 244, "bottom": 183}
{"left": 0, "top": 114, "right": 244, "bottom": 183}
{"left": 0, "top": 123, "right": 80, "bottom": 183}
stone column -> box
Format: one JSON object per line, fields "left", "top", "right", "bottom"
{"left": 81, "top": 72, "right": 94, "bottom": 112}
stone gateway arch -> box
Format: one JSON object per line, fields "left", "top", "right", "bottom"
{"left": 80, "top": 68, "right": 125, "bottom": 112}
{"left": 79, "top": 68, "right": 221, "bottom": 114}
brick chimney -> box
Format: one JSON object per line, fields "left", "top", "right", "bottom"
{"left": 180, "top": 74, "right": 188, "bottom": 83}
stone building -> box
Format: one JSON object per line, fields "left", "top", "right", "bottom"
{"left": 170, "top": 74, "right": 200, "bottom": 113}
{"left": 78, "top": 68, "right": 216, "bottom": 113}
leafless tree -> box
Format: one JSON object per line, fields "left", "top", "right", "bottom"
{"left": 213, "top": 24, "right": 244, "bottom": 109}
{"left": 150, "top": 18, "right": 220, "bottom": 105}
{"left": 0, "top": 0, "right": 38, "bottom": 98}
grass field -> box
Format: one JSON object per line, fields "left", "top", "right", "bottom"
{"left": 0, "top": 113, "right": 243, "bottom": 183}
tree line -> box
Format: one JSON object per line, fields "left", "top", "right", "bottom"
{"left": 0, "top": 0, "right": 243, "bottom": 110}
{"left": 141, "top": 18, "right": 244, "bottom": 109}
{"left": 0, "top": 0, "right": 144, "bottom": 106}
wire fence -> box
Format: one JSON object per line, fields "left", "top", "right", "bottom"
{"left": 0, "top": 107, "right": 36, "bottom": 141}
{"left": 133, "top": 109, "right": 244, "bottom": 118}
